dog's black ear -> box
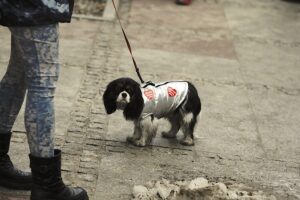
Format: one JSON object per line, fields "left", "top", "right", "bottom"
{"left": 124, "top": 84, "right": 144, "bottom": 120}
{"left": 103, "top": 84, "right": 117, "bottom": 114}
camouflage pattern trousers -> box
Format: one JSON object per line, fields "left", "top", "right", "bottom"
{"left": 0, "top": 24, "right": 59, "bottom": 157}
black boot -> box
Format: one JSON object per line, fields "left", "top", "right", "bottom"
{"left": 29, "top": 149, "right": 89, "bottom": 200}
{"left": 0, "top": 132, "right": 32, "bottom": 190}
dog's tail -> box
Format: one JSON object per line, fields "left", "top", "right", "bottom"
{"left": 186, "top": 82, "right": 201, "bottom": 117}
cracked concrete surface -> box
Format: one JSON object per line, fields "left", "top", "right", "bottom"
{"left": 0, "top": 0, "right": 299, "bottom": 199}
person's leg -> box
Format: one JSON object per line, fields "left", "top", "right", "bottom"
{"left": 0, "top": 34, "right": 27, "bottom": 133}
{"left": 0, "top": 30, "right": 32, "bottom": 190}
{"left": 10, "top": 24, "right": 88, "bottom": 200}
{"left": 11, "top": 25, "right": 59, "bottom": 158}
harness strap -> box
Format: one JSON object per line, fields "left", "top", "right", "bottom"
{"left": 111, "top": 0, "right": 145, "bottom": 84}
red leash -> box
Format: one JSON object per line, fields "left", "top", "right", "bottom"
{"left": 111, "top": 0, "right": 145, "bottom": 84}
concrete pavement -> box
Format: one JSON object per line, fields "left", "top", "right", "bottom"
{"left": 0, "top": 0, "right": 299, "bottom": 199}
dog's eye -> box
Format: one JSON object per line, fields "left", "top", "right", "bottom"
{"left": 116, "top": 85, "right": 123, "bottom": 92}
{"left": 126, "top": 87, "right": 132, "bottom": 93}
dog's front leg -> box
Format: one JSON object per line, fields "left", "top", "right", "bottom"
{"left": 136, "top": 117, "right": 158, "bottom": 146}
{"left": 127, "top": 120, "right": 146, "bottom": 146}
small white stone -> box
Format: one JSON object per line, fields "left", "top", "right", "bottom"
{"left": 188, "top": 177, "right": 209, "bottom": 190}
{"left": 227, "top": 191, "right": 238, "bottom": 199}
{"left": 145, "top": 180, "right": 155, "bottom": 188}
{"left": 216, "top": 182, "right": 228, "bottom": 194}
{"left": 132, "top": 185, "right": 149, "bottom": 198}
{"left": 156, "top": 181, "right": 172, "bottom": 199}
{"left": 149, "top": 187, "right": 159, "bottom": 197}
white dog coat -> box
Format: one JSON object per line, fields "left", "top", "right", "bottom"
{"left": 141, "top": 81, "right": 188, "bottom": 119}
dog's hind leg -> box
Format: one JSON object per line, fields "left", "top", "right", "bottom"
{"left": 162, "top": 113, "right": 181, "bottom": 138}
{"left": 180, "top": 113, "right": 196, "bottom": 146}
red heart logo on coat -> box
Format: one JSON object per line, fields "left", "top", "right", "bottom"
{"left": 144, "top": 89, "right": 155, "bottom": 100}
{"left": 168, "top": 87, "right": 177, "bottom": 97}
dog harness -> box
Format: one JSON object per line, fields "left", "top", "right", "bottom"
{"left": 141, "top": 81, "right": 188, "bottom": 119}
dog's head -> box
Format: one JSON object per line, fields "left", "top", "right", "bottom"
{"left": 103, "top": 77, "right": 144, "bottom": 120}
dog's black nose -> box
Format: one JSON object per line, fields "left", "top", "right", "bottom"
{"left": 122, "top": 93, "right": 127, "bottom": 98}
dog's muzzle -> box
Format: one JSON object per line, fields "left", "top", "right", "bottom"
{"left": 116, "top": 91, "right": 130, "bottom": 108}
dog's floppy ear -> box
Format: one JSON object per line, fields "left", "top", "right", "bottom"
{"left": 103, "top": 84, "right": 117, "bottom": 114}
{"left": 124, "top": 84, "right": 144, "bottom": 120}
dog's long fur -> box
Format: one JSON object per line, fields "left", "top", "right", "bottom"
{"left": 103, "top": 77, "right": 201, "bottom": 146}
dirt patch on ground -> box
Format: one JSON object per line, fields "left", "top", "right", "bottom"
{"left": 74, "top": 0, "right": 107, "bottom": 16}
{"left": 132, "top": 178, "right": 277, "bottom": 200}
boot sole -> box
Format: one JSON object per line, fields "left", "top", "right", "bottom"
{"left": 31, "top": 197, "right": 89, "bottom": 200}
{"left": 31, "top": 198, "right": 88, "bottom": 200}
{"left": 31, "top": 192, "right": 89, "bottom": 200}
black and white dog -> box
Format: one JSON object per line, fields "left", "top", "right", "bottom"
{"left": 103, "top": 77, "right": 201, "bottom": 146}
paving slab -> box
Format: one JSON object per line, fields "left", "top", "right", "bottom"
{"left": 127, "top": 0, "right": 236, "bottom": 59}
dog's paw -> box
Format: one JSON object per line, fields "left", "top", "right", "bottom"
{"left": 161, "top": 131, "right": 177, "bottom": 138}
{"left": 127, "top": 137, "right": 146, "bottom": 147}
{"left": 180, "top": 138, "right": 194, "bottom": 146}
{"left": 134, "top": 139, "right": 146, "bottom": 147}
